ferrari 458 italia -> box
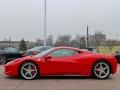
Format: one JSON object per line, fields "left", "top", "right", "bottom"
{"left": 4, "top": 47, "right": 117, "bottom": 80}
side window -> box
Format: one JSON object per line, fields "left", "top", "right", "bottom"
{"left": 50, "top": 49, "right": 78, "bottom": 57}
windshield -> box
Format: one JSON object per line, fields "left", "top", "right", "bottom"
{"left": 4, "top": 47, "right": 18, "bottom": 53}
{"left": 33, "top": 48, "right": 54, "bottom": 58}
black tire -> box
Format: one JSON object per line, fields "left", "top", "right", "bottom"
{"left": 92, "top": 61, "right": 111, "bottom": 79}
{"left": 0, "top": 55, "right": 6, "bottom": 65}
{"left": 19, "top": 62, "right": 39, "bottom": 80}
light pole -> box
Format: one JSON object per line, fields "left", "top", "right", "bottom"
{"left": 86, "top": 25, "right": 89, "bottom": 48}
{"left": 44, "top": 0, "right": 47, "bottom": 46}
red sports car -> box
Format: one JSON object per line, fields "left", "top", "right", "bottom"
{"left": 4, "top": 47, "right": 117, "bottom": 80}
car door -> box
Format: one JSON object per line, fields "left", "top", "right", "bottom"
{"left": 40, "top": 49, "right": 80, "bottom": 75}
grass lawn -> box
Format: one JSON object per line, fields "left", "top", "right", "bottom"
{"left": 98, "top": 46, "right": 120, "bottom": 54}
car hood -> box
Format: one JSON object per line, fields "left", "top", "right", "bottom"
{"left": 20, "top": 56, "right": 37, "bottom": 60}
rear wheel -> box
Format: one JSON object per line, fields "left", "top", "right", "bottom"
{"left": 0, "top": 55, "right": 6, "bottom": 65}
{"left": 19, "top": 62, "right": 39, "bottom": 80}
{"left": 92, "top": 61, "right": 111, "bottom": 79}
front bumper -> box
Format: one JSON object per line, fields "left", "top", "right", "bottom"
{"left": 4, "top": 61, "right": 20, "bottom": 77}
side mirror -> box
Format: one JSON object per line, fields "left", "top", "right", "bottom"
{"left": 45, "top": 55, "right": 52, "bottom": 61}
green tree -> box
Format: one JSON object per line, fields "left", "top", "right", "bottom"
{"left": 19, "top": 39, "right": 27, "bottom": 51}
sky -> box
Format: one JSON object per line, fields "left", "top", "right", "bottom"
{"left": 0, "top": 0, "right": 120, "bottom": 41}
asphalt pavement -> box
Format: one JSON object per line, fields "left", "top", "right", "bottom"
{"left": 0, "top": 65, "right": 120, "bottom": 90}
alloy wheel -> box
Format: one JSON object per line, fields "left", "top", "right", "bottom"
{"left": 20, "top": 62, "right": 38, "bottom": 80}
{"left": 93, "top": 61, "right": 110, "bottom": 79}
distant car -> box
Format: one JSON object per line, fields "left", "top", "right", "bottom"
{"left": 115, "top": 50, "right": 120, "bottom": 63}
{"left": 0, "top": 47, "right": 22, "bottom": 65}
{"left": 85, "top": 47, "right": 96, "bottom": 52}
{"left": 23, "top": 46, "right": 52, "bottom": 56}
{"left": 5, "top": 47, "right": 117, "bottom": 80}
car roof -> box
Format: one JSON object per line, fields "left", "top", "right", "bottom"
{"left": 52, "top": 47, "right": 81, "bottom": 51}
{"left": 52, "top": 47, "right": 94, "bottom": 53}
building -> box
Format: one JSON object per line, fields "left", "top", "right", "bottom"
{"left": 0, "top": 41, "right": 34, "bottom": 49}
{"left": 89, "top": 33, "right": 106, "bottom": 47}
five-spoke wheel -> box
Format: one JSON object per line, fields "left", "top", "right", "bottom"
{"left": 20, "top": 62, "right": 39, "bottom": 80}
{"left": 92, "top": 61, "right": 111, "bottom": 79}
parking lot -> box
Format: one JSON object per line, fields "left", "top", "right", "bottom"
{"left": 0, "top": 64, "right": 120, "bottom": 90}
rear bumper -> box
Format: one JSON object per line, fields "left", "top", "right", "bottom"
{"left": 110, "top": 57, "right": 117, "bottom": 74}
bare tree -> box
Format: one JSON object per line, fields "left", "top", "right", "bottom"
{"left": 90, "top": 31, "right": 106, "bottom": 52}
{"left": 47, "top": 34, "right": 53, "bottom": 46}
{"left": 54, "top": 35, "right": 72, "bottom": 46}
{"left": 35, "top": 39, "right": 44, "bottom": 46}
{"left": 74, "top": 35, "right": 86, "bottom": 48}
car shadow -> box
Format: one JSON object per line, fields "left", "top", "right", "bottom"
{"left": 5, "top": 75, "right": 113, "bottom": 80}
{"left": 5, "top": 76, "right": 19, "bottom": 80}
{"left": 5, "top": 75, "right": 98, "bottom": 80}
{"left": 40, "top": 76, "right": 93, "bottom": 80}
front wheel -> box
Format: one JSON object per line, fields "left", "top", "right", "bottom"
{"left": 92, "top": 61, "right": 111, "bottom": 79}
{"left": 19, "top": 62, "right": 39, "bottom": 80}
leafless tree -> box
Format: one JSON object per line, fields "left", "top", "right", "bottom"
{"left": 46, "top": 34, "right": 53, "bottom": 46}
{"left": 89, "top": 31, "right": 106, "bottom": 52}
{"left": 54, "top": 35, "right": 72, "bottom": 46}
